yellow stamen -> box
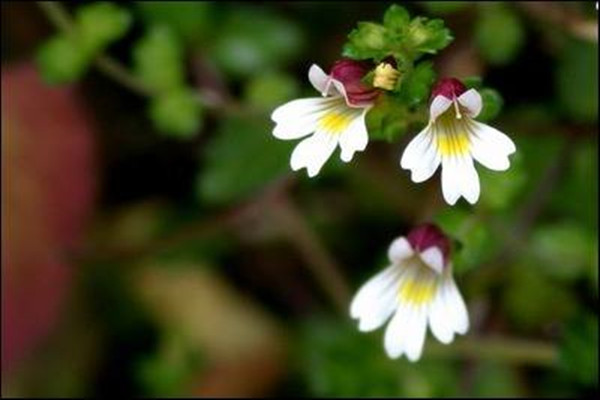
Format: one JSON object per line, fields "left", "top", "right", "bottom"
{"left": 453, "top": 100, "right": 462, "bottom": 119}
{"left": 318, "top": 110, "right": 354, "bottom": 134}
{"left": 373, "top": 63, "right": 400, "bottom": 91}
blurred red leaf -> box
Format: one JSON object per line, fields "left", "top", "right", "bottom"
{"left": 1, "top": 63, "right": 96, "bottom": 375}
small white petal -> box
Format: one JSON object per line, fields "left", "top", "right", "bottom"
{"left": 428, "top": 286, "right": 455, "bottom": 344}
{"left": 338, "top": 108, "right": 369, "bottom": 162}
{"left": 387, "top": 237, "right": 414, "bottom": 263}
{"left": 441, "top": 156, "right": 461, "bottom": 205}
{"left": 308, "top": 64, "right": 334, "bottom": 96}
{"left": 430, "top": 95, "right": 453, "bottom": 121}
{"left": 442, "top": 272, "right": 469, "bottom": 335}
{"left": 405, "top": 306, "right": 428, "bottom": 362}
{"left": 457, "top": 155, "right": 481, "bottom": 204}
{"left": 272, "top": 97, "right": 337, "bottom": 126}
{"left": 384, "top": 301, "right": 411, "bottom": 359}
{"left": 400, "top": 126, "right": 442, "bottom": 183}
{"left": 469, "top": 121, "right": 516, "bottom": 171}
{"left": 290, "top": 131, "right": 338, "bottom": 177}
{"left": 457, "top": 89, "right": 482, "bottom": 118}
{"left": 419, "top": 247, "right": 444, "bottom": 275}
{"left": 350, "top": 264, "right": 401, "bottom": 319}
{"left": 357, "top": 278, "right": 400, "bottom": 332}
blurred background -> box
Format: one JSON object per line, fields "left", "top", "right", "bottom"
{"left": 1, "top": 1, "right": 598, "bottom": 397}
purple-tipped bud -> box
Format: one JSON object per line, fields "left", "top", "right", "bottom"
{"left": 431, "top": 78, "right": 467, "bottom": 101}
{"left": 329, "top": 59, "right": 380, "bottom": 106}
{"left": 407, "top": 223, "right": 451, "bottom": 267}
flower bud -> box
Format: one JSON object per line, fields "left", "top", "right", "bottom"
{"left": 329, "top": 59, "right": 380, "bottom": 107}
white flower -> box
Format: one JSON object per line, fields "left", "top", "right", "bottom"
{"left": 400, "top": 78, "right": 516, "bottom": 205}
{"left": 271, "top": 60, "right": 380, "bottom": 177}
{"left": 350, "top": 224, "right": 469, "bottom": 362}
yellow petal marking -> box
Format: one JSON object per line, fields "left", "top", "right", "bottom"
{"left": 399, "top": 274, "right": 437, "bottom": 305}
{"left": 318, "top": 110, "right": 354, "bottom": 135}
{"left": 436, "top": 133, "right": 470, "bottom": 157}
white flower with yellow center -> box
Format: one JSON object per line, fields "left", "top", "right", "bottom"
{"left": 400, "top": 78, "right": 516, "bottom": 205}
{"left": 271, "top": 59, "right": 380, "bottom": 177}
{"left": 350, "top": 224, "right": 469, "bottom": 362}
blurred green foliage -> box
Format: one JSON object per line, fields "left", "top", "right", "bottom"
{"left": 12, "top": 1, "right": 599, "bottom": 397}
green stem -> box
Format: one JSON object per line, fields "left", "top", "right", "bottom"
{"left": 426, "top": 336, "right": 558, "bottom": 367}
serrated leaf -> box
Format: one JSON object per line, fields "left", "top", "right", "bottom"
{"left": 343, "top": 22, "right": 389, "bottom": 61}
{"left": 408, "top": 17, "right": 453, "bottom": 55}
{"left": 133, "top": 26, "right": 185, "bottom": 93}
{"left": 75, "top": 2, "right": 132, "bottom": 53}
{"left": 382, "top": 5, "right": 410, "bottom": 31}
{"left": 149, "top": 89, "right": 202, "bottom": 138}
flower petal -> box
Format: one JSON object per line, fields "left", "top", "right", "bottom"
{"left": 457, "top": 155, "right": 481, "bottom": 204}
{"left": 308, "top": 64, "right": 336, "bottom": 96}
{"left": 350, "top": 264, "right": 401, "bottom": 320}
{"left": 441, "top": 156, "right": 461, "bottom": 205}
{"left": 290, "top": 131, "right": 338, "bottom": 177}
{"left": 442, "top": 271, "right": 469, "bottom": 335}
{"left": 457, "top": 89, "right": 482, "bottom": 118}
{"left": 419, "top": 246, "right": 444, "bottom": 274}
{"left": 428, "top": 286, "right": 455, "bottom": 344}
{"left": 387, "top": 237, "right": 414, "bottom": 263}
{"left": 469, "top": 120, "right": 516, "bottom": 171}
{"left": 339, "top": 108, "right": 369, "bottom": 162}
{"left": 404, "top": 306, "right": 428, "bottom": 362}
{"left": 400, "top": 126, "right": 441, "bottom": 183}
{"left": 430, "top": 95, "right": 453, "bottom": 121}
{"left": 383, "top": 301, "right": 410, "bottom": 359}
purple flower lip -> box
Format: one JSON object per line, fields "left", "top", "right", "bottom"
{"left": 407, "top": 223, "right": 451, "bottom": 267}
{"left": 431, "top": 77, "right": 467, "bottom": 101}
{"left": 329, "top": 59, "right": 381, "bottom": 107}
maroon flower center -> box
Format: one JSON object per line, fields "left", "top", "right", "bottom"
{"left": 406, "top": 223, "right": 451, "bottom": 267}
{"left": 431, "top": 78, "right": 467, "bottom": 101}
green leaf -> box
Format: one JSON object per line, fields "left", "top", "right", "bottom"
{"left": 135, "top": 1, "right": 214, "bottom": 43}
{"left": 196, "top": 115, "right": 293, "bottom": 205}
{"left": 342, "top": 22, "right": 389, "bottom": 61}
{"left": 212, "top": 9, "right": 304, "bottom": 78}
{"left": 149, "top": 88, "right": 202, "bottom": 138}
{"left": 75, "top": 2, "right": 132, "bottom": 53}
{"left": 36, "top": 35, "right": 91, "bottom": 84}
{"left": 382, "top": 5, "right": 411, "bottom": 31}
{"left": 398, "top": 61, "right": 436, "bottom": 106}
{"left": 244, "top": 72, "right": 299, "bottom": 110}
{"left": 133, "top": 26, "right": 185, "bottom": 94}
{"left": 477, "top": 88, "right": 504, "bottom": 122}
{"left": 556, "top": 38, "right": 598, "bottom": 122}
{"left": 407, "top": 17, "right": 454, "bottom": 55}
{"left": 475, "top": 4, "right": 524, "bottom": 65}
{"left": 422, "top": 1, "right": 469, "bottom": 15}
